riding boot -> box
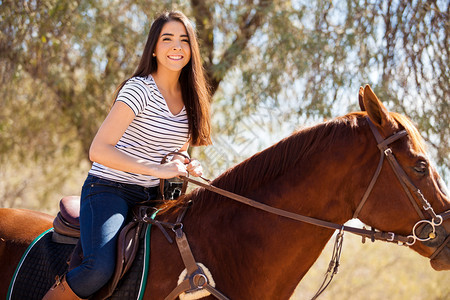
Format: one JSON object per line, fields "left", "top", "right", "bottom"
{"left": 42, "top": 275, "right": 84, "bottom": 300}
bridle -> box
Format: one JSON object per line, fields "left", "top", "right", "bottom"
{"left": 353, "top": 118, "right": 449, "bottom": 250}
{"left": 156, "top": 117, "right": 449, "bottom": 300}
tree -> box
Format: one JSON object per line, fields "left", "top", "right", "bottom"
{"left": 0, "top": 0, "right": 448, "bottom": 209}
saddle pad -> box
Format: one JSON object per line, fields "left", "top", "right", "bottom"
{"left": 7, "top": 228, "right": 75, "bottom": 300}
{"left": 107, "top": 224, "right": 152, "bottom": 300}
{"left": 7, "top": 225, "right": 153, "bottom": 300}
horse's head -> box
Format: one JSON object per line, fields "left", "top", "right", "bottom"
{"left": 356, "top": 85, "right": 450, "bottom": 271}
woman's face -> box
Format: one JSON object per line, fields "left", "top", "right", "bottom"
{"left": 154, "top": 20, "right": 191, "bottom": 73}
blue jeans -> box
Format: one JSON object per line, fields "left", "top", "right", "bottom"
{"left": 66, "top": 175, "right": 158, "bottom": 298}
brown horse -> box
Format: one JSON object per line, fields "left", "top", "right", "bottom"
{"left": 1, "top": 85, "right": 449, "bottom": 300}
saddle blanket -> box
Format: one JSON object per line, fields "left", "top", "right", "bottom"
{"left": 7, "top": 226, "right": 152, "bottom": 300}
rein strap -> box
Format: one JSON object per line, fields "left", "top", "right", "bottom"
{"left": 180, "top": 176, "right": 411, "bottom": 244}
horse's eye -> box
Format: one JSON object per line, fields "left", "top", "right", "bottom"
{"left": 413, "top": 161, "right": 428, "bottom": 175}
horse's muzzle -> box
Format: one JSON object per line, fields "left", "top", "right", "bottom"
{"left": 429, "top": 239, "right": 450, "bottom": 271}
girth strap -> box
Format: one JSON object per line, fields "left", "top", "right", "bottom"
{"left": 175, "top": 232, "right": 199, "bottom": 275}
{"left": 165, "top": 278, "right": 229, "bottom": 300}
{"left": 164, "top": 222, "right": 230, "bottom": 300}
{"left": 204, "top": 284, "right": 230, "bottom": 299}
{"left": 164, "top": 280, "right": 191, "bottom": 300}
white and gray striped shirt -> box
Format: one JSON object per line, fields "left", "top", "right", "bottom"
{"left": 89, "top": 75, "right": 189, "bottom": 187}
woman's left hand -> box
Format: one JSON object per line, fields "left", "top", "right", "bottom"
{"left": 186, "top": 159, "right": 203, "bottom": 177}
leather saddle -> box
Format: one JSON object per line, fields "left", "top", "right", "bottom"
{"left": 52, "top": 196, "right": 149, "bottom": 300}
{"left": 53, "top": 196, "right": 81, "bottom": 239}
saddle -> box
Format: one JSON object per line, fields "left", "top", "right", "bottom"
{"left": 50, "top": 152, "right": 196, "bottom": 299}
{"left": 53, "top": 196, "right": 151, "bottom": 300}
{"left": 52, "top": 196, "right": 80, "bottom": 240}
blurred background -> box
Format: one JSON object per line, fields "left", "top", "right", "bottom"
{"left": 1, "top": 0, "right": 449, "bottom": 298}
{"left": 292, "top": 228, "right": 450, "bottom": 299}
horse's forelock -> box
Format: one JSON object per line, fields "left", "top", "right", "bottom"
{"left": 391, "top": 112, "right": 427, "bottom": 153}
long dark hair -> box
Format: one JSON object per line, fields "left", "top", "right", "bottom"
{"left": 113, "top": 11, "right": 212, "bottom": 146}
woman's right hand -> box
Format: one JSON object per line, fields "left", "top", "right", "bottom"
{"left": 152, "top": 160, "right": 188, "bottom": 179}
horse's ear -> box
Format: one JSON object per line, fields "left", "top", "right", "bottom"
{"left": 363, "top": 84, "right": 390, "bottom": 128}
{"left": 358, "top": 86, "right": 365, "bottom": 111}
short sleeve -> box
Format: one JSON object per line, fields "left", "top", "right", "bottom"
{"left": 115, "top": 79, "right": 148, "bottom": 116}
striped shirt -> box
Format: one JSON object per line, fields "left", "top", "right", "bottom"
{"left": 89, "top": 75, "right": 189, "bottom": 187}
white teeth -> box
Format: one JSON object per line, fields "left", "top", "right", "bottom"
{"left": 168, "top": 55, "right": 182, "bottom": 60}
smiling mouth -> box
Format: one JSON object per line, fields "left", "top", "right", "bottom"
{"left": 168, "top": 55, "right": 183, "bottom": 60}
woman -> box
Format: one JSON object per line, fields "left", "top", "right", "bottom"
{"left": 43, "top": 10, "right": 211, "bottom": 299}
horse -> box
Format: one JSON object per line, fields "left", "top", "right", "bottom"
{"left": 0, "top": 85, "right": 449, "bottom": 300}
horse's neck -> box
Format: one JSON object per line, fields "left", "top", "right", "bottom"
{"left": 184, "top": 190, "right": 343, "bottom": 298}
{"left": 184, "top": 123, "right": 373, "bottom": 298}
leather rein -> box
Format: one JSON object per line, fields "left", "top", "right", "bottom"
{"left": 156, "top": 117, "right": 449, "bottom": 300}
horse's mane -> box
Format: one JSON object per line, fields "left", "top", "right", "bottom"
{"left": 158, "top": 111, "right": 425, "bottom": 214}
{"left": 208, "top": 114, "right": 361, "bottom": 196}
{"left": 390, "top": 112, "right": 426, "bottom": 153}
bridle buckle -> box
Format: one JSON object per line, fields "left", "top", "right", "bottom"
{"left": 386, "top": 232, "right": 395, "bottom": 242}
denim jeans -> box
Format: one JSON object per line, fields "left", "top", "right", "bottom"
{"left": 66, "top": 175, "right": 158, "bottom": 298}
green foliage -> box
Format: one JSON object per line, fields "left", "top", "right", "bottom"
{"left": 0, "top": 0, "right": 448, "bottom": 204}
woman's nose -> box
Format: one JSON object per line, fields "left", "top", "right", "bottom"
{"left": 172, "top": 40, "right": 183, "bottom": 51}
